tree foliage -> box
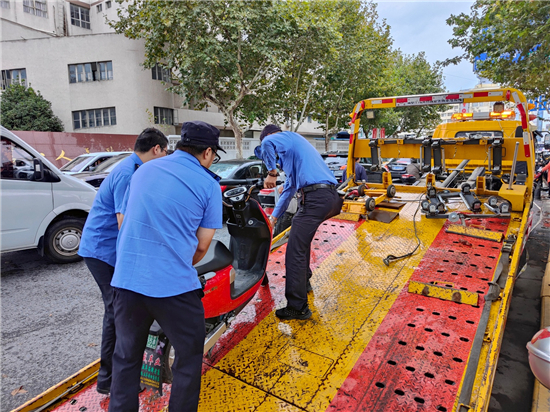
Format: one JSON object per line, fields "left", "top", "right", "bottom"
{"left": 361, "top": 51, "right": 446, "bottom": 137}
{"left": 445, "top": 0, "right": 550, "bottom": 100}
{"left": 243, "top": 1, "right": 392, "bottom": 149}
{"left": 112, "top": 0, "right": 338, "bottom": 157}
{"left": 1, "top": 84, "right": 64, "bottom": 132}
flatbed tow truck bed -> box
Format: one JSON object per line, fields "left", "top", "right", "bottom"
{"left": 15, "top": 88, "right": 543, "bottom": 412}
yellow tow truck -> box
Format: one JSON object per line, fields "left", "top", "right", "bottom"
{"left": 15, "top": 88, "right": 542, "bottom": 412}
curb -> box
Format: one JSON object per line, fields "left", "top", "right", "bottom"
{"left": 531, "top": 200, "right": 550, "bottom": 412}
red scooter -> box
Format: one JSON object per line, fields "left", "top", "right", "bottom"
{"left": 141, "top": 181, "right": 273, "bottom": 393}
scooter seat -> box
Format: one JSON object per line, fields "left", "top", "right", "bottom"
{"left": 194, "top": 239, "right": 234, "bottom": 276}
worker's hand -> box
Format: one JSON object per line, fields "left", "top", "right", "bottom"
{"left": 264, "top": 174, "right": 277, "bottom": 189}
{"left": 269, "top": 216, "right": 278, "bottom": 228}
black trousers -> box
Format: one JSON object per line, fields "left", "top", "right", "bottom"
{"left": 84, "top": 257, "right": 115, "bottom": 392}
{"left": 109, "top": 288, "right": 205, "bottom": 412}
{"left": 285, "top": 187, "right": 343, "bottom": 310}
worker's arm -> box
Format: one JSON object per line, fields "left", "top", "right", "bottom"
{"left": 193, "top": 227, "right": 216, "bottom": 265}
{"left": 262, "top": 138, "right": 279, "bottom": 189}
{"left": 116, "top": 213, "right": 124, "bottom": 230}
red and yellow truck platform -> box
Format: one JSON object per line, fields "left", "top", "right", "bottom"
{"left": 15, "top": 88, "right": 544, "bottom": 412}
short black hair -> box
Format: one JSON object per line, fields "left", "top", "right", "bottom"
{"left": 176, "top": 140, "right": 216, "bottom": 156}
{"left": 134, "top": 128, "right": 168, "bottom": 153}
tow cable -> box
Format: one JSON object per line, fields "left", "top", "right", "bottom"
{"left": 383, "top": 197, "right": 423, "bottom": 266}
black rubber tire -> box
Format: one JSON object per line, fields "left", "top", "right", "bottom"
{"left": 273, "top": 212, "right": 293, "bottom": 237}
{"left": 386, "top": 185, "right": 396, "bottom": 198}
{"left": 358, "top": 184, "right": 366, "bottom": 197}
{"left": 261, "top": 272, "right": 269, "bottom": 286}
{"left": 44, "top": 218, "right": 85, "bottom": 263}
{"left": 365, "top": 197, "right": 376, "bottom": 212}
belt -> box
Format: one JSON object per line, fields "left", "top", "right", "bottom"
{"left": 302, "top": 184, "right": 336, "bottom": 193}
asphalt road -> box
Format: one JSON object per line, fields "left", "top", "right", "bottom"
{"left": 1, "top": 205, "right": 549, "bottom": 412}
{"left": 0, "top": 228, "right": 230, "bottom": 412}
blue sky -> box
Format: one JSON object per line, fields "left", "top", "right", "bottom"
{"left": 374, "top": 0, "right": 480, "bottom": 92}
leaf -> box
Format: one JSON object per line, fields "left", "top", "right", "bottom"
{"left": 87, "top": 343, "right": 98, "bottom": 347}
{"left": 11, "top": 386, "right": 27, "bottom": 396}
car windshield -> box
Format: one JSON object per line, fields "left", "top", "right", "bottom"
{"left": 60, "top": 156, "right": 91, "bottom": 172}
{"left": 209, "top": 162, "right": 242, "bottom": 178}
{"left": 96, "top": 153, "right": 131, "bottom": 173}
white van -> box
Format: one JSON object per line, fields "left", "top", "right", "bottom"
{"left": 1, "top": 127, "right": 96, "bottom": 263}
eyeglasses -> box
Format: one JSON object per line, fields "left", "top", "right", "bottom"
{"left": 212, "top": 149, "right": 221, "bottom": 164}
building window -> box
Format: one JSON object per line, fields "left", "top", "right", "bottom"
{"left": 105, "top": 0, "right": 111, "bottom": 8}
{"left": 153, "top": 107, "right": 174, "bottom": 125}
{"left": 1, "top": 69, "right": 27, "bottom": 90}
{"left": 96, "top": 3, "right": 102, "bottom": 12}
{"left": 1, "top": 1, "right": 10, "bottom": 9}
{"left": 70, "top": 3, "right": 90, "bottom": 29}
{"left": 152, "top": 64, "right": 171, "bottom": 83}
{"left": 23, "top": 0, "right": 47, "bottom": 17}
{"left": 73, "top": 107, "right": 116, "bottom": 129}
{"left": 68, "top": 61, "right": 113, "bottom": 83}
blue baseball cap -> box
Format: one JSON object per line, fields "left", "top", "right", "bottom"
{"left": 180, "top": 121, "right": 226, "bottom": 153}
{"left": 259, "top": 124, "right": 282, "bottom": 141}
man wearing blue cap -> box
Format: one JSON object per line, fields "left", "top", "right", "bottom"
{"left": 108, "top": 121, "right": 225, "bottom": 412}
{"left": 255, "top": 125, "right": 343, "bottom": 320}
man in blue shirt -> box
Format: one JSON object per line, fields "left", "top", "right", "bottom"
{"left": 343, "top": 157, "right": 368, "bottom": 183}
{"left": 108, "top": 121, "right": 224, "bottom": 412}
{"left": 256, "top": 125, "right": 343, "bottom": 320}
{"left": 79, "top": 128, "right": 168, "bottom": 395}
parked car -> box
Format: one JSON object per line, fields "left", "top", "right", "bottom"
{"left": 210, "top": 159, "right": 271, "bottom": 193}
{"left": 382, "top": 158, "right": 413, "bottom": 182}
{"left": 72, "top": 153, "right": 132, "bottom": 188}
{"left": 321, "top": 151, "right": 349, "bottom": 183}
{"left": 60, "top": 151, "right": 130, "bottom": 175}
{"left": 1, "top": 126, "right": 96, "bottom": 263}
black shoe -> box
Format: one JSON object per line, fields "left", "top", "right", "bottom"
{"left": 96, "top": 386, "right": 110, "bottom": 395}
{"left": 306, "top": 279, "right": 313, "bottom": 293}
{"left": 275, "top": 306, "right": 312, "bottom": 320}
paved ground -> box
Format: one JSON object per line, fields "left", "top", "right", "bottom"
{"left": 1, "top": 204, "right": 548, "bottom": 412}
{"left": 489, "top": 198, "right": 550, "bottom": 412}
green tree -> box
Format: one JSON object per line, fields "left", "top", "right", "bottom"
{"left": 445, "top": 0, "right": 550, "bottom": 100}
{"left": 112, "top": 0, "right": 342, "bottom": 158}
{"left": 361, "top": 51, "right": 446, "bottom": 137}
{"left": 1, "top": 84, "right": 64, "bottom": 131}
{"left": 243, "top": 1, "right": 392, "bottom": 150}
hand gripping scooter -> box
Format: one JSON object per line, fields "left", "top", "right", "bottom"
{"left": 140, "top": 180, "right": 273, "bottom": 393}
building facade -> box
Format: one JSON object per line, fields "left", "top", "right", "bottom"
{"left": 1, "top": 0, "right": 325, "bottom": 159}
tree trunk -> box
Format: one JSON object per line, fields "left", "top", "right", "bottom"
{"left": 226, "top": 111, "right": 243, "bottom": 159}
{"left": 324, "top": 113, "right": 331, "bottom": 151}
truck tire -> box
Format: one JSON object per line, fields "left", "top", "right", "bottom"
{"left": 44, "top": 218, "right": 85, "bottom": 263}
{"left": 273, "top": 212, "right": 293, "bottom": 237}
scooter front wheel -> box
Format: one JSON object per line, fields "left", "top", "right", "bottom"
{"left": 261, "top": 272, "right": 269, "bottom": 285}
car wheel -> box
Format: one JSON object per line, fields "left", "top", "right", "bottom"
{"left": 44, "top": 218, "right": 85, "bottom": 263}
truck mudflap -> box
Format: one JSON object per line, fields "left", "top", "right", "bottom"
{"left": 17, "top": 193, "right": 527, "bottom": 412}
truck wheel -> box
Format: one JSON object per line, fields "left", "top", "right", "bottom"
{"left": 273, "top": 212, "right": 293, "bottom": 237}
{"left": 365, "top": 197, "right": 376, "bottom": 212}
{"left": 386, "top": 185, "right": 396, "bottom": 198}
{"left": 44, "top": 218, "right": 85, "bottom": 263}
